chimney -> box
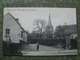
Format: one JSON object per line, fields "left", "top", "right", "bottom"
{"left": 16, "top": 18, "right": 19, "bottom": 22}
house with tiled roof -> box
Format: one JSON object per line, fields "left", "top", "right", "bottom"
{"left": 54, "top": 24, "right": 77, "bottom": 49}
{"left": 65, "top": 25, "right": 77, "bottom": 49}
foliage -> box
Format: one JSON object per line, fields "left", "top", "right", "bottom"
{"left": 54, "top": 25, "right": 67, "bottom": 39}
{"left": 33, "top": 19, "right": 46, "bottom": 38}
{"left": 39, "top": 38, "right": 66, "bottom": 49}
{"left": 45, "top": 26, "right": 53, "bottom": 38}
{"left": 28, "top": 38, "right": 40, "bottom": 44}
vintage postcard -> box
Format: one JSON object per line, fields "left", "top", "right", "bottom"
{"left": 3, "top": 7, "right": 77, "bottom": 56}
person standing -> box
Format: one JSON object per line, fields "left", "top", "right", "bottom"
{"left": 37, "top": 43, "right": 39, "bottom": 51}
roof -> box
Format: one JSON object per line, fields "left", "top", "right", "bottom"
{"left": 58, "top": 24, "right": 77, "bottom": 34}
{"left": 4, "top": 12, "right": 27, "bottom": 33}
{"left": 54, "top": 24, "right": 77, "bottom": 37}
{"left": 65, "top": 25, "right": 77, "bottom": 34}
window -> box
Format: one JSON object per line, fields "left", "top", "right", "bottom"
{"left": 5, "top": 29, "right": 10, "bottom": 36}
{"left": 6, "top": 29, "right": 10, "bottom": 34}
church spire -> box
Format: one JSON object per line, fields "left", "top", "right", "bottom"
{"left": 47, "top": 13, "right": 52, "bottom": 26}
{"left": 45, "top": 13, "right": 53, "bottom": 38}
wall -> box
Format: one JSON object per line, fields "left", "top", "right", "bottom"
{"left": 23, "top": 31, "right": 27, "bottom": 43}
{"left": 3, "top": 13, "right": 21, "bottom": 43}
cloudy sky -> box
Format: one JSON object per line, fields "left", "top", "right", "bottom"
{"left": 4, "top": 7, "right": 77, "bottom": 33}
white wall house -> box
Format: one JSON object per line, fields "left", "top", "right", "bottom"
{"left": 70, "top": 33, "right": 77, "bottom": 39}
{"left": 3, "top": 13, "right": 27, "bottom": 44}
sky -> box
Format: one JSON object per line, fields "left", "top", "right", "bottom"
{"left": 4, "top": 7, "right": 77, "bottom": 33}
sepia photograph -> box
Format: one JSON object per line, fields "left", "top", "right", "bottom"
{"left": 3, "top": 7, "right": 77, "bottom": 56}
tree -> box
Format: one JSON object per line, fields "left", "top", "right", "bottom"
{"left": 31, "top": 31, "right": 40, "bottom": 38}
{"left": 33, "top": 19, "right": 46, "bottom": 38}
{"left": 45, "top": 25, "right": 53, "bottom": 38}
{"left": 27, "top": 31, "right": 31, "bottom": 39}
{"left": 54, "top": 25, "right": 67, "bottom": 39}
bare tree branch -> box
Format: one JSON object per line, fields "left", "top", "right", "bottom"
{"left": 33, "top": 19, "right": 46, "bottom": 38}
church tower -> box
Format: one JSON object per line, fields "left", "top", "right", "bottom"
{"left": 45, "top": 14, "right": 53, "bottom": 38}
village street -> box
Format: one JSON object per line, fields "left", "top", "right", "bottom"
{"left": 20, "top": 44, "right": 77, "bottom": 56}
{"left": 20, "top": 44, "right": 64, "bottom": 55}
{"left": 20, "top": 44, "right": 64, "bottom": 51}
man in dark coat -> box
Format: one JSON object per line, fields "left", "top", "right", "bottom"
{"left": 37, "top": 43, "right": 39, "bottom": 51}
